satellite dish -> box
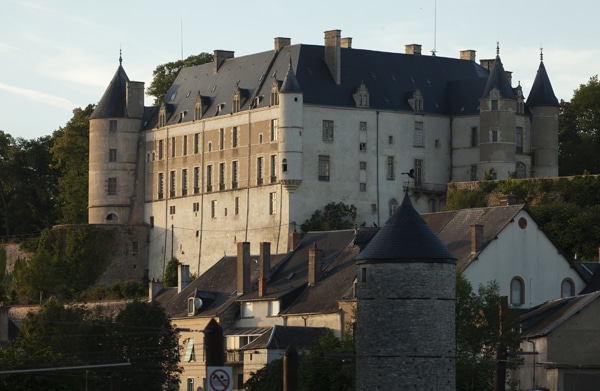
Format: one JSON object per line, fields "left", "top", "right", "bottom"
{"left": 194, "top": 298, "right": 203, "bottom": 310}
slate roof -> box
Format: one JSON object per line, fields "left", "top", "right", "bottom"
{"left": 240, "top": 325, "right": 328, "bottom": 351}
{"left": 519, "top": 291, "right": 600, "bottom": 338}
{"left": 91, "top": 63, "right": 129, "bottom": 119}
{"left": 526, "top": 60, "right": 559, "bottom": 106}
{"left": 482, "top": 55, "right": 515, "bottom": 99}
{"left": 356, "top": 192, "right": 456, "bottom": 263}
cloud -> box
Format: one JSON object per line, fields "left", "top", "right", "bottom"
{"left": 0, "top": 82, "right": 76, "bottom": 110}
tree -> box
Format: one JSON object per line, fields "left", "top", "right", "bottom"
{"left": 300, "top": 202, "right": 357, "bottom": 233}
{"left": 456, "top": 274, "right": 521, "bottom": 391}
{"left": 164, "top": 258, "right": 180, "bottom": 287}
{"left": 147, "top": 53, "right": 214, "bottom": 105}
{"left": 51, "top": 105, "right": 94, "bottom": 224}
{"left": 559, "top": 75, "right": 600, "bottom": 175}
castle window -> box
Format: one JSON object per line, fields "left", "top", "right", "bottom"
{"left": 257, "top": 157, "right": 264, "bottom": 185}
{"left": 490, "top": 128, "right": 499, "bottom": 143}
{"left": 219, "top": 163, "right": 225, "bottom": 190}
{"left": 561, "top": 278, "right": 575, "bottom": 298}
{"left": 470, "top": 165, "right": 477, "bottom": 181}
{"left": 106, "top": 213, "right": 118, "bottom": 222}
{"left": 219, "top": 128, "right": 224, "bottom": 150}
{"left": 232, "top": 161, "right": 239, "bottom": 189}
{"left": 193, "top": 202, "right": 199, "bottom": 212}
{"left": 269, "top": 192, "right": 277, "bottom": 215}
{"left": 234, "top": 197, "right": 239, "bottom": 215}
{"left": 169, "top": 171, "right": 176, "bottom": 197}
{"left": 414, "top": 159, "right": 423, "bottom": 187}
{"left": 109, "top": 149, "right": 117, "bottom": 162}
{"left": 232, "top": 127, "right": 238, "bottom": 148}
{"left": 471, "top": 127, "right": 478, "bottom": 147}
{"left": 516, "top": 162, "right": 526, "bottom": 179}
{"left": 270, "top": 119, "right": 278, "bottom": 141}
{"left": 270, "top": 155, "right": 277, "bottom": 183}
{"left": 132, "top": 242, "right": 138, "bottom": 256}
{"left": 259, "top": 134, "right": 263, "bottom": 144}
{"left": 169, "top": 205, "right": 176, "bottom": 215}
{"left": 150, "top": 216, "right": 154, "bottom": 228}
{"left": 206, "top": 165, "right": 213, "bottom": 193}
{"left": 389, "top": 199, "right": 398, "bottom": 217}
{"left": 109, "top": 120, "right": 117, "bottom": 132}
{"left": 210, "top": 200, "right": 217, "bottom": 218}
{"left": 359, "top": 143, "right": 367, "bottom": 151}
{"left": 360, "top": 161, "right": 367, "bottom": 170}
{"left": 318, "top": 155, "right": 330, "bottom": 181}
{"left": 183, "top": 135, "right": 188, "bottom": 156}
{"left": 386, "top": 156, "right": 395, "bottom": 180}
{"left": 158, "top": 140, "right": 164, "bottom": 160}
{"left": 322, "top": 120, "right": 334, "bottom": 142}
{"left": 182, "top": 169, "right": 188, "bottom": 196}
{"left": 516, "top": 127, "right": 523, "bottom": 153}
{"left": 158, "top": 173, "right": 164, "bottom": 199}
{"left": 517, "top": 100, "right": 525, "bottom": 114}
{"left": 491, "top": 99, "right": 498, "bottom": 110}
{"left": 193, "top": 167, "right": 200, "bottom": 194}
{"left": 388, "top": 135, "right": 394, "bottom": 144}
{"left": 194, "top": 133, "right": 200, "bottom": 154}
{"left": 359, "top": 183, "right": 366, "bottom": 192}
{"left": 361, "top": 267, "right": 367, "bottom": 283}
{"left": 282, "top": 158, "right": 288, "bottom": 172}
{"left": 510, "top": 277, "right": 525, "bottom": 306}
{"left": 232, "top": 91, "right": 241, "bottom": 113}
{"left": 371, "top": 204, "right": 377, "bottom": 213}
{"left": 107, "top": 177, "right": 117, "bottom": 195}
{"left": 360, "top": 121, "right": 367, "bottom": 131}
{"left": 270, "top": 81, "right": 279, "bottom": 106}
{"left": 171, "top": 137, "right": 176, "bottom": 157}
{"left": 353, "top": 81, "right": 370, "bottom": 108}
{"left": 413, "top": 121, "right": 424, "bottom": 147}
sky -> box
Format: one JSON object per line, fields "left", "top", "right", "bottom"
{"left": 2, "top": 0, "right": 599, "bottom": 140}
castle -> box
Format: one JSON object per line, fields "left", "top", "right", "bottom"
{"left": 89, "top": 29, "right": 559, "bottom": 279}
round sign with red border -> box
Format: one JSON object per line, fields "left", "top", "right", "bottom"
{"left": 209, "top": 368, "right": 231, "bottom": 391}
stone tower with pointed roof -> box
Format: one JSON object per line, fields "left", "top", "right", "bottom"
{"left": 89, "top": 55, "right": 146, "bottom": 225}
{"left": 355, "top": 192, "right": 456, "bottom": 390}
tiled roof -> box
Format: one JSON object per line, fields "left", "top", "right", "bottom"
{"left": 91, "top": 64, "right": 129, "bottom": 119}
{"left": 482, "top": 55, "right": 515, "bottom": 99}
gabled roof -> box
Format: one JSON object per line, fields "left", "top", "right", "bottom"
{"left": 91, "top": 63, "right": 129, "bottom": 119}
{"left": 519, "top": 291, "right": 600, "bottom": 338}
{"left": 240, "top": 325, "right": 328, "bottom": 351}
{"left": 526, "top": 60, "right": 559, "bottom": 106}
{"left": 482, "top": 55, "right": 515, "bottom": 99}
{"left": 356, "top": 192, "right": 455, "bottom": 263}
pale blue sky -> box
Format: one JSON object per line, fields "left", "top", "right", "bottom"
{"left": 2, "top": 0, "right": 598, "bottom": 140}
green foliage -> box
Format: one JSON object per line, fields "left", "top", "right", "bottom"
{"left": 164, "top": 258, "right": 180, "bottom": 287}
{"left": 445, "top": 184, "right": 487, "bottom": 210}
{"left": 456, "top": 275, "right": 521, "bottom": 391}
{"left": 79, "top": 280, "right": 148, "bottom": 301}
{"left": 147, "top": 53, "right": 214, "bottom": 105}
{"left": 559, "top": 75, "right": 600, "bottom": 175}
{"left": 300, "top": 202, "right": 357, "bottom": 233}
{"left": 243, "top": 358, "right": 283, "bottom": 391}
{"left": 0, "top": 299, "right": 181, "bottom": 390}
{"left": 51, "top": 105, "right": 93, "bottom": 224}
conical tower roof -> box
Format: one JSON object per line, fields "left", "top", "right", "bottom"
{"left": 482, "top": 54, "right": 514, "bottom": 99}
{"left": 356, "top": 192, "right": 456, "bottom": 264}
{"left": 279, "top": 59, "right": 301, "bottom": 93}
{"left": 90, "top": 57, "right": 130, "bottom": 119}
{"left": 527, "top": 60, "right": 558, "bottom": 106}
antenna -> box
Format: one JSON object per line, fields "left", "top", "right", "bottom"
{"left": 181, "top": 20, "right": 184, "bottom": 61}
{"left": 431, "top": 0, "right": 437, "bottom": 56}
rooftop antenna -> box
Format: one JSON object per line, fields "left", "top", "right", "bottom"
{"left": 431, "top": 0, "right": 437, "bottom": 56}
{"left": 181, "top": 20, "right": 184, "bottom": 61}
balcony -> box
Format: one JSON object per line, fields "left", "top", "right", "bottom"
{"left": 226, "top": 350, "right": 244, "bottom": 364}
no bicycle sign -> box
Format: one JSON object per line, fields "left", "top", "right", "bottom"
{"left": 207, "top": 366, "right": 232, "bottom": 391}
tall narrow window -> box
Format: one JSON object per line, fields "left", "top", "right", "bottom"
{"left": 211, "top": 200, "right": 217, "bottom": 218}
{"left": 158, "top": 140, "right": 164, "bottom": 160}
{"left": 269, "top": 192, "right": 277, "bottom": 215}
{"left": 109, "top": 149, "right": 117, "bottom": 162}
{"left": 232, "top": 161, "right": 239, "bottom": 188}
{"left": 171, "top": 137, "right": 176, "bottom": 157}
{"left": 169, "top": 171, "right": 176, "bottom": 197}
{"left": 386, "top": 156, "right": 395, "bottom": 180}
{"left": 561, "top": 278, "right": 574, "bottom": 298}
{"left": 219, "top": 128, "right": 225, "bottom": 150}
{"left": 108, "top": 178, "right": 117, "bottom": 195}
{"left": 270, "top": 119, "right": 278, "bottom": 141}
{"left": 491, "top": 99, "right": 498, "bottom": 110}
{"left": 109, "top": 120, "right": 117, "bottom": 132}
{"left": 414, "top": 159, "right": 423, "bottom": 187}
{"left": 207, "top": 165, "right": 213, "bottom": 192}
{"left": 270, "top": 155, "right": 277, "bottom": 183}
{"left": 257, "top": 157, "right": 264, "bottom": 185}
{"left": 471, "top": 127, "right": 478, "bottom": 147}
{"left": 158, "top": 173, "right": 164, "bottom": 199}
{"left": 322, "top": 120, "right": 334, "bottom": 142}
{"left": 183, "top": 135, "right": 188, "bottom": 156}
{"left": 234, "top": 196, "right": 239, "bottom": 215}
{"left": 516, "top": 127, "right": 523, "bottom": 153}
{"left": 510, "top": 277, "right": 525, "bottom": 306}
{"left": 491, "top": 129, "right": 499, "bottom": 142}
{"left": 414, "top": 121, "right": 424, "bottom": 147}
{"left": 182, "top": 169, "right": 188, "bottom": 196}
{"left": 470, "top": 164, "right": 477, "bottom": 181}
{"left": 516, "top": 162, "right": 526, "bottom": 179}
{"left": 193, "top": 167, "right": 200, "bottom": 194}
{"left": 194, "top": 133, "right": 200, "bottom": 154}
{"left": 318, "top": 155, "right": 330, "bottom": 181}
{"left": 232, "top": 126, "right": 238, "bottom": 148}
{"left": 389, "top": 199, "right": 398, "bottom": 217}
{"left": 219, "top": 163, "right": 225, "bottom": 190}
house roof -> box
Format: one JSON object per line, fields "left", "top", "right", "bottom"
{"left": 356, "top": 192, "right": 455, "bottom": 263}
{"left": 526, "top": 60, "right": 559, "bottom": 106}
{"left": 519, "top": 291, "right": 600, "bottom": 338}
{"left": 91, "top": 61, "right": 129, "bottom": 119}
{"left": 241, "top": 325, "right": 328, "bottom": 351}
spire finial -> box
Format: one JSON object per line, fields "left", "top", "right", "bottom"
{"left": 496, "top": 41, "right": 500, "bottom": 56}
{"left": 540, "top": 46, "right": 544, "bottom": 62}
{"left": 288, "top": 57, "right": 293, "bottom": 70}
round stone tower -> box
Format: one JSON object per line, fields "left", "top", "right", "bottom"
{"left": 88, "top": 55, "right": 145, "bottom": 225}
{"left": 355, "top": 192, "right": 456, "bottom": 391}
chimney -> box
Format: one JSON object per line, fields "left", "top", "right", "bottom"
{"left": 471, "top": 224, "right": 484, "bottom": 254}
{"left": 499, "top": 195, "right": 516, "bottom": 206}
{"left": 149, "top": 279, "right": 164, "bottom": 301}
{"left": 324, "top": 29, "right": 341, "bottom": 85}
{"left": 289, "top": 230, "right": 301, "bottom": 251}
{"left": 405, "top": 44, "right": 422, "bottom": 55}
{"left": 213, "top": 50, "right": 235, "bottom": 74}
{"left": 460, "top": 50, "right": 476, "bottom": 62}
{"left": 274, "top": 37, "right": 291, "bottom": 52}
{"left": 341, "top": 37, "right": 352, "bottom": 49}
{"left": 308, "top": 244, "right": 324, "bottom": 285}
{"left": 126, "top": 81, "right": 145, "bottom": 119}
{"left": 178, "top": 264, "right": 190, "bottom": 293}
{"left": 479, "top": 59, "right": 496, "bottom": 71}
{"left": 258, "top": 242, "right": 271, "bottom": 297}
{"left": 237, "top": 242, "right": 251, "bottom": 295}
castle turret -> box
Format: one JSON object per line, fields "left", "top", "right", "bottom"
{"left": 355, "top": 192, "right": 456, "bottom": 390}
{"left": 89, "top": 54, "right": 145, "bottom": 225}
{"left": 527, "top": 52, "right": 559, "bottom": 177}
{"left": 479, "top": 47, "right": 518, "bottom": 180}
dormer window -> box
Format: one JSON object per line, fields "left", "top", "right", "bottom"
{"left": 194, "top": 94, "right": 203, "bottom": 121}
{"left": 270, "top": 81, "right": 279, "bottom": 106}
{"left": 232, "top": 87, "right": 241, "bottom": 113}
{"left": 352, "top": 81, "right": 369, "bottom": 108}
{"left": 409, "top": 88, "right": 424, "bottom": 112}
{"left": 158, "top": 104, "right": 167, "bottom": 127}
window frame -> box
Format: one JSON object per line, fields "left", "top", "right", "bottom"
{"left": 322, "top": 120, "right": 334, "bottom": 142}
{"left": 318, "top": 155, "right": 330, "bottom": 181}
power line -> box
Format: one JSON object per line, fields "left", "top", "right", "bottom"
{"left": 0, "top": 362, "right": 130, "bottom": 375}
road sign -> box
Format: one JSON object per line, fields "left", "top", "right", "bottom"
{"left": 207, "top": 366, "right": 232, "bottom": 391}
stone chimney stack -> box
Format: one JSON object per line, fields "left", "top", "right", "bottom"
{"left": 324, "top": 29, "right": 341, "bottom": 85}
{"left": 237, "top": 242, "right": 251, "bottom": 295}
{"left": 126, "top": 81, "right": 145, "bottom": 119}
{"left": 178, "top": 264, "right": 190, "bottom": 293}
{"left": 308, "top": 244, "right": 323, "bottom": 286}
{"left": 405, "top": 44, "right": 422, "bottom": 55}
{"left": 258, "top": 242, "right": 271, "bottom": 297}
{"left": 289, "top": 230, "right": 301, "bottom": 251}
{"left": 460, "top": 50, "right": 476, "bottom": 61}
{"left": 341, "top": 37, "right": 352, "bottom": 49}
{"left": 214, "top": 50, "right": 235, "bottom": 74}
{"left": 471, "top": 224, "right": 484, "bottom": 254}
{"left": 148, "top": 279, "right": 164, "bottom": 301}
{"left": 480, "top": 59, "right": 496, "bottom": 71}
{"left": 274, "top": 37, "right": 291, "bottom": 52}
